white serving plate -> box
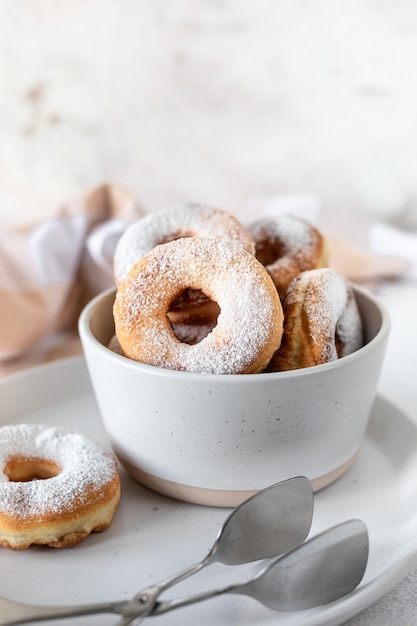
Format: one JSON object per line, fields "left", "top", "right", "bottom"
{"left": 1, "top": 356, "right": 417, "bottom": 626}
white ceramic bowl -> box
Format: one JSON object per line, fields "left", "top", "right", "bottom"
{"left": 79, "top": 285, "right": 390, "bottom": 507}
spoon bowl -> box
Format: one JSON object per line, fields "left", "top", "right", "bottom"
{"left": 242, "top": 518, "right": 369, "bottom": 610}
{"left": 152, "top": 519, "right": 369, "bottom": 617}
{"left": 208, "top": 475, "right": 314, "bottom": 565}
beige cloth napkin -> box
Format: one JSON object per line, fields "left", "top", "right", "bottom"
{"left": 0, "top": 184, "right": 144, "bottom": 376}
{"left": 0, "top": 188, "right": 411, "bottom": 377}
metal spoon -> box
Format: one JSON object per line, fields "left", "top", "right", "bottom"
{"left": 115, "top": 475, "right": 314, "bottom": 625}
{"left": 150, "top": 518, "right": 369, "bottom": 617}
{"left": 0, "top": 476, "right": 314, "bottom": 626}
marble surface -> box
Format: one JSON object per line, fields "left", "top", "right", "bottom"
{"left": 2, "top": 1, "right": 417, "bottom": 230}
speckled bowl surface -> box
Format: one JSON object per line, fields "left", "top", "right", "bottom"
{"left": 79, "top": 285, "right": 390, "bottom": 507}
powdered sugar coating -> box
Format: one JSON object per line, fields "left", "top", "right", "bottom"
{"left": 114, "top": 203, "right": 255, "bottom": 282}
{"left": 248, "top": 215, "right": 327, "bottom": 296}
{"left": 114, "top": 237, "right": 283, "bottom": 374}
{"left": 0, "top": 424, "right": 118, "bottom": 520}
{"left": 287, "top": 268, "right": 362, "bottom": 361}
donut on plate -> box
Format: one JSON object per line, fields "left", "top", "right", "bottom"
{"left": 113, "top": 237, "right": 283, "bottom": 374}
{"left": 270, "top": 268, "right": 363, "bottom": 371}
{"left": 248, "top": 215, "right": 328, "bottom": 298}
{"left": 0, "top": 424, "right": 121, "bottom": 549}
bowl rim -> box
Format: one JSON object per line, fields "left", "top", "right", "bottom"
{"left": 78, "top": 284, "right": 391, "bottom": 383}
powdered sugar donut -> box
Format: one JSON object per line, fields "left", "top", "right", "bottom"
{"left": 114, "top": 237, "right": 283, "bottom": 374}
{"left": 270, "top": 268, "right": 363, "bottom": 371}
{"left": 248, "top": 215, "right": 328, "bottom": 298}
{"left": 114, "top": 203, "right": 255, "bottom": 323}
{"left": 0, "top": 424, "right": 121, "bottom": 549}
{"left": 114, "top": 203, "right": 255, "bottom": 283}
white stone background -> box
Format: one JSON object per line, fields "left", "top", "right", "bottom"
{"left": 1, "top": 0, "right": 417, "bottom": 233}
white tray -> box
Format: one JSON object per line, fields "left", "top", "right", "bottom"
{"left": 2, "top": 356, "right": 417, "bottom": 626}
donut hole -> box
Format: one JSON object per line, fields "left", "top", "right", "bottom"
{"left": 170, "top": 318, "right": 218, "bottom": 345}
{"left": 167, "top": 288, "right": 220, "bottom": 345}
{"left": 4, "top": 457, "right": 61, "bottom": 482}
{"left": 255, "top": 239, "right": 285, "bottom": 266}
{"left": 161, "top": 230, "right": 195, "bottom": 244}
{"left": 169, "top": 288, "right": 211, "bottom": 312}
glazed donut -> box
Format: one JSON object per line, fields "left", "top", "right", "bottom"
{"left": 0, "top": 424, "right": 121, "bottom": 549}
{"left": 270, "top": 268, "right": 363, "bottom": 372}
{"left": 248, "top": 215, "right": 328, "bottom": 298}
{"left": 114, "top": 237, "right": 283, "bottom": 374}
{"left": 114, "top": 202, "right": 255, "bottom": 283}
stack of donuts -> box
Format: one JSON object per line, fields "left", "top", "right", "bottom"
{"left": 112, "top": 203, "right": 364, "bottom": 375}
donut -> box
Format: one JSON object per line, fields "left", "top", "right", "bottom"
{"left": 270, "top": 268, "right": 363, "bottom": 371}
{"left": 248, "top": 215, "right": 328, "bottom": 298}
{"left": 0, "top": 424, "right": 121, "bottom": 549}
{"left": 114, "top": 202, "right": 255, "bottom": 283}
{"left": 113, "top": 237, "right": 283, "bottom": 374}
{"left": 113, "top": 203, "right": 255, "bottom": 323}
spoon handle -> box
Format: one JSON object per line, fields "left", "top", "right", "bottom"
{"left": 149, "top": 582, "right": 240, "bottom": 617}
{"left": 0, "top": 598, "right": 129, "bottom": 626}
